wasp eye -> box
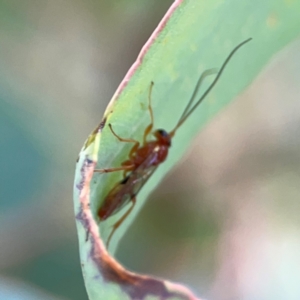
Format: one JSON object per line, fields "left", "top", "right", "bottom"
{"left": 157, "top": 129, "right": 168, "bottom": 137}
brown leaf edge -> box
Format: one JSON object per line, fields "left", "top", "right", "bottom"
{"left": 74, "top": 126, "right": 202, "bottom": 299}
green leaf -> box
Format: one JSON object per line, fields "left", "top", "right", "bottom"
{"left": 74, "top": 0, "right": 300, "bottom": 299}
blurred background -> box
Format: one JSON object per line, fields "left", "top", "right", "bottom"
{"left": 1, "top": 1, "right": 300, "bottom": 299}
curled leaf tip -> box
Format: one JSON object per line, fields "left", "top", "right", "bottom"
{"left": 74, "top": 151, "right": 202, "bottom": 299}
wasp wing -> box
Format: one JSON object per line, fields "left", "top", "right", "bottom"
{"left": 108, "top": 164, "right": 157, "bottom": 217}
{"left": 104, "top": 152, "right": 159, "bottom": 218}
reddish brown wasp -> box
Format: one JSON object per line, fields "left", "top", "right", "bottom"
{"left": 95, "top": 38, "right": 252, "bottom": 247}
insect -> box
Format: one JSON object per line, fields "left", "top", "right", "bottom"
{"left": 95, "top": 38, "right": 252, "bottom": 248}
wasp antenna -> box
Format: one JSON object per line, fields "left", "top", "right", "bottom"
{"left": 177, "top": 68, "right": 218, "bottom": 131}
{"left": 170, "top": 37, "right": 252, "bottom": 136}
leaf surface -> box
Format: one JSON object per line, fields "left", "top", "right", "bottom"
{"left": 74, "top": 0, "right": 300, "bottom": 299}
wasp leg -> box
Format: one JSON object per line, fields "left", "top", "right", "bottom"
{"left": 109, "top": 124, "right": 139, "bottom": 145}
{"left": 123, "top": 169, "right": 131, "bottom": 178}
{"left": 106, "top": 196, "right": 136, "bottom": 249}
{"left": 94, "top": 165, "right": 134, "bottom": 173}
{"left": 143, "top": 81, "right": 154, "bottom": 145}
{"left": 109, "top": 123, "right": 140, "bottom": 161}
